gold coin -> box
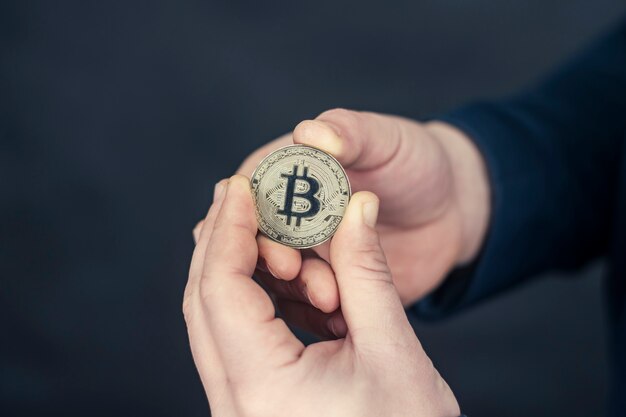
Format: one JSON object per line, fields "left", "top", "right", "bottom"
{"left": 251, "top": 144, "right": 351, "bottom": 248}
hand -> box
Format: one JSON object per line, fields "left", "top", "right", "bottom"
{"left": 231, "top": 109, "right": 489, "bottom": 309}
{"left": 183, "top": 175, "right": 460, "bottom": 417}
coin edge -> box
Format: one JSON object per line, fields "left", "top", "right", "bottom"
{"left": 249, "top": 144, "right": 352, "bottom": 249}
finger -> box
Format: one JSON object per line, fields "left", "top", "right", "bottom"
{"left": 192, "top": 180, "right": 230, "bottom": 245}
{"left": 293, "top": 108, "right": 413, "bottom": 171}
{"left": 256, "top": 255, "right": 339, "bottom": 313}
{"left": 255, "top": 269, "right": 309, "bottom": 307}
{"left": 299, "top": 255, "right": 339, "bottom": 313}
{"left": 237, "top": 133, "right": 293, "bottom": 177}
{"left": 330, "top": 191, "right": 416, "bottom": 347}
{"left": 201, "top": 175, "right": 304, "bottom": 372}
{"left": 183, "top": 179, "right": 229, "bottom": 399}
{"left": 185, "top": 179, "right": 229, "bottom": 311}
{"left": 257, "top": 234, "right": 301, "bottom": 280}
{"left": 276, "top": 299, "right": 347, "bottom": 340}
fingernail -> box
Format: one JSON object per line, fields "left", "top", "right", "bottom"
{"left": 213, "top": 180, "right": 227, "bottom": 202}
{"left": 319, "top": 119, "right": 342, "bottom": 137}
{"left": 266, "top": 262, "right": 281, "bottom": 280}
{"left": 299, "top": 120, "right": 343, "bottom": 156}
{"left": 302, "top": 286, "right": 319, "bottom": 309}
{"left": 327, "top": 316, "right": 347, "bottom": 338}
{"left": 362, "top": 200, "right": 379, "bottom": 228}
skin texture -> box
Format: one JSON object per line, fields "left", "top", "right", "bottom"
{"left": 184, "top": 176, "right": 461, "bottom": 417}
{"left": 194, "top": 108, "right": 490, "bottom": 338}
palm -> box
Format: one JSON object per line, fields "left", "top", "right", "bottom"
{"left": 379, "top": 221, "right": 461, "bottom": 304}
{"left": 224, "top": 337, "right": 421, "bottom": 417}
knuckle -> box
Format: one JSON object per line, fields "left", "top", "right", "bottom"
{"left": 337, "top": 225, "right": 392, "bottom": 282}
{"left": 223, "top": 218, "right": 248, "bottom": 236}
{"left": 356, "top": 229, "right": 387, "bottom": 261}
{"left": 181, "top": 295, "right": 194, "bottom": 322}
{"left": 352, "top": 244, "right": 392, "bottom": 281}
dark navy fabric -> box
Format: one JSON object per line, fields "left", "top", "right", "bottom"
{"left": 415, "top": 18, "right": 626, "bottom": 417}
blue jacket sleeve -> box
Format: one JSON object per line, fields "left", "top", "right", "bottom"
{"left": 413, "top": 18, "right": 626, "bottom": 317}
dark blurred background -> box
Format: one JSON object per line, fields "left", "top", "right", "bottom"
{"left": 2, "top": 1, "right": 625, "bottom": 416}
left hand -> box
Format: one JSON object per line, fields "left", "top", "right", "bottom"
{"left": 183, "top": 175, "right": 460, "bottom": 417}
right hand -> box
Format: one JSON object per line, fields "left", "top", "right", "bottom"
{"left": 196, "top": 108, "right": 490, "bottom": 338}
{"left": 184, "top": 176, "right": 461, "bottom": 417}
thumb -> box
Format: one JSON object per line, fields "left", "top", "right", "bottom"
{"left": 293, "top": 108, "right": 412, "bottom": 170}
{"left": 330, "top": 191, "right": 416, "bottom": 346}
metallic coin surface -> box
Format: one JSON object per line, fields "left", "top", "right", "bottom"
{"left": 251, "top": 145, "right": 351, "bottom": 248}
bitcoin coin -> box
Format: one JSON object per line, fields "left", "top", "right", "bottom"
{"left": 251, "top": 144, "right": 351, "bottom": 248}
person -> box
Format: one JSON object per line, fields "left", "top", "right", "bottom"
{"left": 184, "top": 18, "right": 626, "bottom": 417}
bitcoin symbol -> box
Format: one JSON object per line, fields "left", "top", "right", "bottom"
{"left": 277, "top": 165, "right": 321, "bottom": 227}
{"left": 251, "top": 145, "right": 351, "bottom": 248}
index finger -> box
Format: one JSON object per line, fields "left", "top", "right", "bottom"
{"left": 199, "top": 175, "right": 304, "bottom": 373}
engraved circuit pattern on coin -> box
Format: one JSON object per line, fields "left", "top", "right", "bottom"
{"left": 251, "top": 145, "right": 351, "bottom": 248}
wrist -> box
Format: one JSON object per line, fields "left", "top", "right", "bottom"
{"left": 424, "top": 121, "right": 491, "bottom": 265}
